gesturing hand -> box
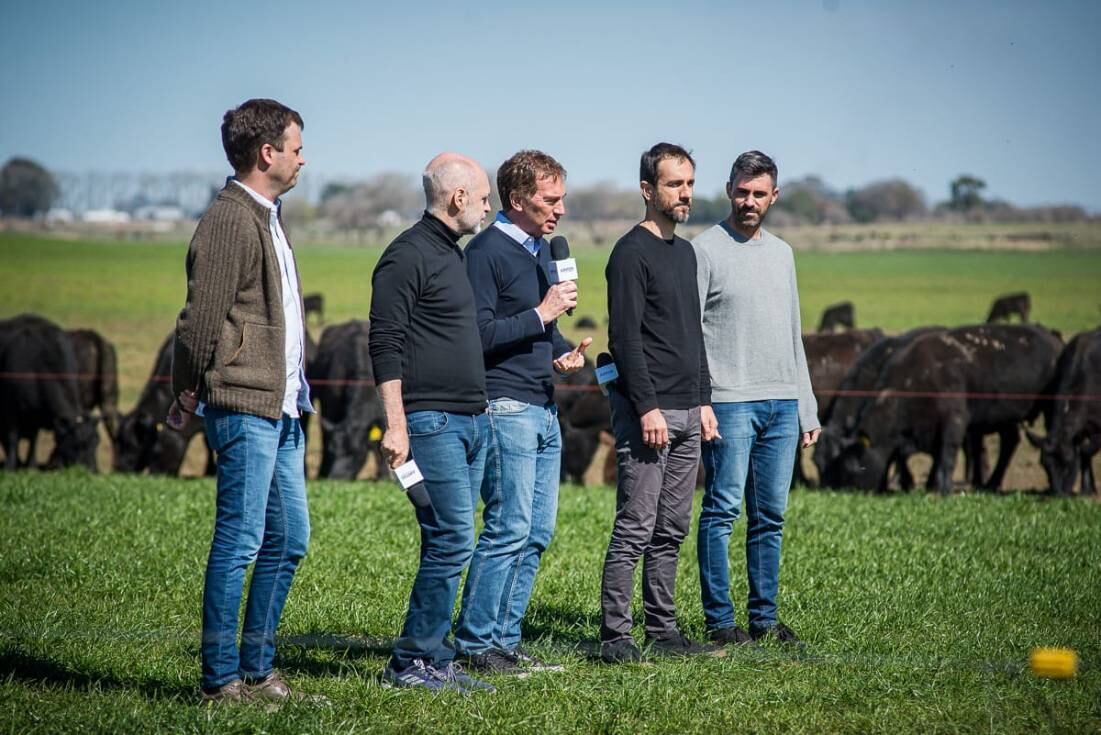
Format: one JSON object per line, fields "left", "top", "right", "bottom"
{"left": 553, "top": 337, "right": 593, "bottom": 374}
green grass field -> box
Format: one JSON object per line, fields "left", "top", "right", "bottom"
{"left": 2, "top": 232, "right": 1100, "bottom": 409}
{"left": 2, "top": 230, "right": 1101, "bottom": 731}
{"left": 1, "top": 472, "right": 1098, "bottom": 733}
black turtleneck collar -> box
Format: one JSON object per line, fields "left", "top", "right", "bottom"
{"left": 421, "top": 210, "right": 463, "bottom": 246}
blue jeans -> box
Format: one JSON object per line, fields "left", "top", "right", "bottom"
{"left": 200, "top": 408, "right": 309, "bottom": 691}
{"left": 390, "top": 410, "right": 488, "bottom": 670}
{"left": 697, "top": 400, "right": 799, "bottom": 633}
{"left": 455, "top": 399, "right": 560, "bottom": 654}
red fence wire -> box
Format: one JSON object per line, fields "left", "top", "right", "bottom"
{"left": 3, "top": 371, "right": 1100, "bottom": 402}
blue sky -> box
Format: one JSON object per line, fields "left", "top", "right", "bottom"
{"left": 2, "top": 0, "right": 1099, "bottom": 210}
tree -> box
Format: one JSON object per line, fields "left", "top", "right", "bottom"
{"left": 845, "top": 178, "right": 927, "bottom": 223}
{"left": 949, "top": 175, "right": 986, "bottom": 211}
{"left": 0, "top": 157, "right": 60, "bottom": 217}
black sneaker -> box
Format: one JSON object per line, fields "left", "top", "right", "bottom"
{"left": 750, "top": 622, "right": 803, "bottom": 647}
{"left": 435, "top": 662, "right": 496, "bottom": 693}
{"left": 646, "top": 630, "right": 726, "bottom": 658}
{"left": 600, "top": 638, "right": 643, "bottom": 664}
{"left": 708, "top": 625, "right": 753, "bottom": 646}
{"left": 511, "top": 647, "right": 565, "bottom": 673}
{"left": 461, "top": 649, "right": 529, "bottom": 678}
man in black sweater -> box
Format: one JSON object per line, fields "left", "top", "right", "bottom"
{"left": 600, "top": 143, "right": 721, "bottom": 663}
{"left": 454, "top": 151, "right": 590, "bottom": 676}
{"left": 368, "top": 152, "right": 495, "bottom": 693}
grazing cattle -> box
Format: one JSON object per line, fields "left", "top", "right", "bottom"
{"left": 303, "top": 292, "right": 325, "bottom": 324}
{"left": 113, "top": 334, "right": 215, "bottom": 475}
{"left": 818, "top": 301, "right": 855, "bottom": 332}
{"left": 803, "top": 329, "right": 885, "bottom": 420}
{"left": 831, "top": 324, "right": 1062, "bottom": 494}
{"left": 553, "top": 356, "right": 610, "bottom": 484}
{"left": 1026, "top": 328, "right": 1101, "bottom": 495}
{"left": 0, "top": 314, "right": 98, "bottom": 470}
{"left": 986, "top": 292, "right": 1030, "bottom": 323}
{"left": 66, "top": 328, "right": 121, "bottom": 440}
{"left": 814, "top": 327, "right": 945, "bottom": 489}
{"left": 795, "top": 328, "right": 884, "bottom": 485}
{"left": 309, "top": 320, "right": 385, "bottom": 480}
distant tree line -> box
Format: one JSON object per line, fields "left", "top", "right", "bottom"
{"left": 1, "top": 156, "right": 1093, "bottom": 227}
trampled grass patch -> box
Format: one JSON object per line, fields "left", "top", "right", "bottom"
{"left": 1, "top": 472, "right": 1098, "bottom": 733}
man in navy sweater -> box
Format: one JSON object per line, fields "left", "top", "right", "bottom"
{"left": 455, "top": 150, "right": 590, "bottom": 676}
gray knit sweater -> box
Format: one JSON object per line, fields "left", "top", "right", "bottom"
{"left": 172, "top": 183, "right": 307, "bottom": 420}
{"left": 691, "top": 222, "right": 819, "bottom": 431}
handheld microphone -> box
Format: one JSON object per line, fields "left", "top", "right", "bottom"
{"left": 548, "top": 235, "right": 578, "bottom": 317}
{"left": 393, "top": 458, "right": 432, "bottom": 509}
{"left": 595, "top": 352, "right": 619, "bottom": 396}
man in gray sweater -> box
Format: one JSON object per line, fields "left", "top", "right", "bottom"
{"left": 692, "top": 150, "right": 821, "bottom": 646}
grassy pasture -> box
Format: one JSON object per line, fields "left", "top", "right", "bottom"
{"left": 2, "top": 230, "right": 1100, "bottom": 732}
{"left": 2, "top": 231, "right": 1100, "bottom": 408}
{"left": 2, "top": 231, "right": 1100, "bottom": 484}
{"left": 1, "top": 472, "right": 1099, "bottom": 733}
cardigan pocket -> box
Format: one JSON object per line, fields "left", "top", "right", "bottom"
{"left": 220, "top": 321, "right": 282, "bottom": 391}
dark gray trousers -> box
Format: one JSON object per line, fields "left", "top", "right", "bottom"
{"left": 600, "top": 390, "right": 701, "bottom": 642}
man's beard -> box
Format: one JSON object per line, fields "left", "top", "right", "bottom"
{"left": 662, "top": 201, "right": 691, "bottom": 224}
{"left": 735, "top": 207, "right": 765, "bottom": 228}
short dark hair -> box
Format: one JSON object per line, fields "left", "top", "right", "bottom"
{"left": 729, "top": 150, "right": 778, "bottom": 186}
{"left": 221, "top": 98, "right": 304, "bottom": 174}
{"left": 497, "top": 150, "right": 566, "bottom": 210}
{"left": 640, "top": 143, "right": 695, "bottom": 186}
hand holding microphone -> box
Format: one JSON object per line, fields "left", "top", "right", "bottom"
{"left": 546, "top": 235, "right": 578, "bottom": 319}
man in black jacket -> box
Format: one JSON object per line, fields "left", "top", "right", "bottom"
{"left": 599, "top": 143, "right": 721, "bottom": 663}
{"left": 368, "top": 152, "right": 495, "bottom": 693}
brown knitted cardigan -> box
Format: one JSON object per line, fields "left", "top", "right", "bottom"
{"left": 172, "top": 182, "right": 306, "bottom": 419}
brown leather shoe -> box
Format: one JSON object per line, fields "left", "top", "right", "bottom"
{"left": 245, "top": 671, "right": 330, "bottom": 705}
{"left": 200, "top": 679, "right": 244, "bottom": 704}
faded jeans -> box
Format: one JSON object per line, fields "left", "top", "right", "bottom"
{"left": 200, "top": 408, "right": 309, "bottom": 691}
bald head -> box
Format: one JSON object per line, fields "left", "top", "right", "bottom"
{"left": 422, "top": 152, "right": 492, "bottom": 235}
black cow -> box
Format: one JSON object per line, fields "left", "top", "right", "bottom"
{"left": 1026, "top": 328, "right": 1101, "bottom": 495}
{"left": 66, "top": 328, "right": 121, "bottom": 440}
{"left": 986, "top": 292, "right": 1030, "bottom": 323}
{"left": 309, "top": 320, "right": 385, "bottom": 480}
{"left": 831, "top": 324, "right": 1062, "bottom": 494}
{"left": 113, "top": 334, "right": 215, "bottom": 475}
{"left": 0, "top": 314, "right": 98, "bottom": 470}
{"left": 818, "top": 301, "right": 855, "bottom": 332}
{"left": 796, "top": 328, "right": 884, "bottom": 485}
{"left": 303, "top": 292, "right": 325, "bottom": 324}
{"left": 554, "top": 359, "right": 611, "bottom": 484}
{"left": 814, "top": 327, "right": 945, "bottom": 489}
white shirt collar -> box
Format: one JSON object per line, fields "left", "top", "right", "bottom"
{"left": 232, "top": 178, "right": 280, "bottom": 212}
{"left": 493, "top": 212, "right": 541, "bottom": 255}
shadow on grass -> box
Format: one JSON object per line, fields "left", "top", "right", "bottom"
{"left": 0, "top": 646, "right": 193, "bottom": 700}
{"left": 276, "top": 633, "right": 394, "bottom": 678}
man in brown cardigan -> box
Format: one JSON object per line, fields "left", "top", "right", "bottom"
{"left": 168, "top": 98, "right": 321, "bottom": 705}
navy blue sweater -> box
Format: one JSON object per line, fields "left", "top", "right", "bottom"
{"left": 464, "top": 225, "right": 572, "bottom": 406}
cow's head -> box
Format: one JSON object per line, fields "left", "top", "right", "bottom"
{"left": 320, "top": 418, "right": 380, "bottom": 480}
{"left": 113, "top": 411, "right": 160, "bottom": 472}
{"left": 49, "top": 414, "right": 100, "bottom": 470}
{"left": 1026, "top": 429, "right": 1078, "bottom": 495}
{"left": 831, "top": 432, "right": 891, "bottom": 491}
{"left": 812, "top": 430, "right": 852, "bottom": 486}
